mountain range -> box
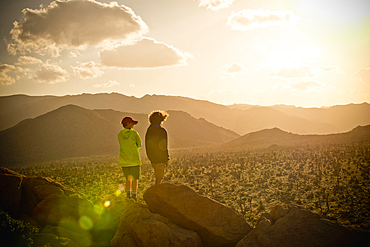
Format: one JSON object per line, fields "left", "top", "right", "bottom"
{"left": 1, "top": 93, "right": 369, "bottom": 135}
{"left": 222, "top": 125, "right": 370, "bottom": 150}
{"left": 0, "top": 104, "right": 238, "bottom": 166}
{"left": 1, "top": 102, "right": 369, "bottom": 166}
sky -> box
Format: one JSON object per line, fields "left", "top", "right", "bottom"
{"left": 0, "top": 0, "right": 369, "bottom": 107}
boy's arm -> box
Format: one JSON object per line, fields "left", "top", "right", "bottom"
{"left": 163, "top": 129, "right": 169, "bottom": 161}
{"left": 136, "top": 131, "right": 142, "bottom": 149}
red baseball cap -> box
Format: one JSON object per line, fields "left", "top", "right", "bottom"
{"left": 121, "top": 117, "right": 138, "bottom": 125}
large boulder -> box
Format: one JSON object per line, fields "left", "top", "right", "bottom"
{"left": 0, "top": 167, "right": 77, "bottom": 218}
{"left": 143, "top": 183, "right": 251, "bottom": 247}
{"left": 41, "top": 224, "right": 94, "bottom": 247}
{"left": 236, "top": 203, "right": 370, "bottom": 247}
{"left": 93, "top": 199, "right": 129, "bottom": 243}
{"left": 33, "top": 232, "right": 79, "bottom": 247}
{"left": 21, "top": 176, "right": 76, "bottom": 216}
{"left": 0, "top": 167, "right": 22, "bottom": 216}
{"left": 32, "top": 193, "right": 99, "bottom": 236}
{"left": 0, "top": 167, "right": 117, "bottom": 246}
{"left": 111, "top": 202, "right": 203, "bottom": 247}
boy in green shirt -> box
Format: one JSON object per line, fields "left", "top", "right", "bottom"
{"left": 118, "top": 116, "right": 142, "bottom": 201}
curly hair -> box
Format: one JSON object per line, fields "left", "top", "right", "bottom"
{"left": 148, "top": 110, "right": 169, "bottom": 124}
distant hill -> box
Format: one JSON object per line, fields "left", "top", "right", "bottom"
{"left": 0, "top": 105, "right": 239, "bottom": 166}
{"left": 270, "top": 103, "right": 370, "bottom": 132}
{"left": 0, "top": 93, "right": 234, "bottom": 132}
{"left": 222, "top": 125, "right": 370, "bottom": 150}
{"left": 163, "top": 111, "right": 239, "bottom": 147}
{"left": 1, "top": 93, "right": 368, "bottom": 135}
{"left": 230, "top": 102, "right": 370, "bottom": 134}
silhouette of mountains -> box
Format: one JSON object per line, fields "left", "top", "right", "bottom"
{"left": 1, "top": 93, "right": 369, "bottom": 135}
{"left": 1, "top": 102, "right": 368, "bottom": 166}
{"left": 222, "top": 125, "right": 370, "bottom": 150}
{"left": 0, "top": 105, "right": 239, "bottom": 166}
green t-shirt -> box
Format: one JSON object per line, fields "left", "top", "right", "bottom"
{"left": 118, "top": 128, "right": 142, "bottom": 167}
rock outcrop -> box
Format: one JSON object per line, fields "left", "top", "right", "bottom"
{"left": 0, "top": 167, "right": 114, "bottom": 246}
{"left": 111, "top": 202, "right": 203, "bottom": 247}
{"left": 143, "top": 183, "right": 252, "bottom": 247}
{"left": 0, "top": 167, "right": 22, "bottom": 216}
{"left": 236, "top": 203, "right": 370, "bottom": 247}
{"left": 21, "top": 175, "right": 76, "bottom": 216}
{"left": 40, "top": 224, "right": 93, "bottom": 247}
{"left": 0, "top": 167, "right": 76, "bottom": 218}
{"left": 2, "top": 167, "right": 370, "bottom": 247}
{"left": 32, "top": 193, "right": 99, "bottom": 234}
{"left": 33, "top": 232, "right": 80, "bottom": 247}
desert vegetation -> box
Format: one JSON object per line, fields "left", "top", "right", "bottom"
{"left": 0, "top": 209, "right": 39, "bottom": 247}
{"left": 11, "top": 142, "right": 370, "bottom": 232}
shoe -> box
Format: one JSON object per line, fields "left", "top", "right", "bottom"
{"left": 132, "top": 194, "right": 137, "bottom": 201}
{"left": 126, "top": 191, "right": 131, "bottom": 200}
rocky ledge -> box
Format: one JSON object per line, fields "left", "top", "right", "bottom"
{"left": 1, "top": 167, "right": 369, "bottom": 247}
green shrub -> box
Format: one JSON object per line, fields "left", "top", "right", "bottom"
{"left": 0, "top": 210, "right": 39, "bottom": 247}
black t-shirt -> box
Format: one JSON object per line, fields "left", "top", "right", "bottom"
{"left": 145, "top": 124, "right": 169, "bottom": 163}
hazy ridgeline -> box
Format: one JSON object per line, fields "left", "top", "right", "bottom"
{"left": 12, "top": 143, "right": 370, "bottom": 232}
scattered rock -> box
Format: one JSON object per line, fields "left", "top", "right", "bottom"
{"left": 143, "top": 183, "right": 252, "bottom": 247}
{"left": 236, "top": 203, "right": 370, "bottom": 247}
{"left": 111, "top": 202, "right": 203, "bottom": 247}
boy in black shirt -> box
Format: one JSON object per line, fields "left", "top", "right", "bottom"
{"left": 145, "top": 110, "right": 169, "bottom": 184}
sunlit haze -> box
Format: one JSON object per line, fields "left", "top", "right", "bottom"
{"left": 0, "top": 0, "right": 369, "bottom": 107}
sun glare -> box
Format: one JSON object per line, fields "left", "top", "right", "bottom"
{"left": 267, "top": 44, "right": 325, "bottom": 69}
{"left": 104, "top": 200, "right": 111, "bottom": 208}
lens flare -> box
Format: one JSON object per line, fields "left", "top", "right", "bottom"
{"left": 114, "top": 184, "right": 125, "bottom": 197}
{"left": 79, "top": 215, "right": 93, "bottom": 230}
{"left": 94, "top": 205, "right": 104, "bottom": 216}
{"left": 114, "top": 190, "right": 122, "bottom": 197}
{"left": 104, "top": 200, "right": 111, "bottom": 208}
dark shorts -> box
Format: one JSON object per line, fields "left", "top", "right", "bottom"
{"left": 152, "top": 163, "right": 166, "bottom": 179}
{"left": 122, "top": 166, "right": 141, "bottom": 180}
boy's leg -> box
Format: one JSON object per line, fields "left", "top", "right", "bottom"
{"left": 131, "top": 166, "right": 140, "bottom": 201}
{"left": 152, "top": 163, "right": 165, "bottom": 185}
{"left": 132, "top": 179, "right": 138, "bottom": 201}
{"left": 122, "top": 167, "right": 132, "bottom": 199}
{"left": 155, "top": 178, "right": 163, "bottom": 185}
{"left": 126, "top": 177, "right": 132, "bottom": 199}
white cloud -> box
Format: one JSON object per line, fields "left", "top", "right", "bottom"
{"left": 93, "top": 80, "right": 120, "bottom": 88}
{"left": 99, "top": 37, "right": 191, "bottom": 68}
{"left": 0, "top": 64, "right": 23, "bottom": 85}
{"left": 225, "top": 63, "right": 248, "bottom": 74}
{"left": 289, "top": 81, "right": 320, "bottom": 91}
{"left": 227, "top": 9, "right": 299, "bottom": 30}
{"left": 68, "top": 50, "right": 81, "bottom": 58}
{"left": 270, "top": 66, "right": 314, "bottom": 78}
{"left": 16, "top": 56, "right": 43, "bottom": 65}
{"left": 8, "top": 0, "right": 148, "bottom": 56}
{"left": 321, "top": 66, "right": 339, "bottom": 72}
{"left": 353, "top": 68, "right": 370, "bottom": 83}
{"left": 71, "top": 61, "right": 103, "bottom": 79}
{"left": 199, "top": 0, "right": 235, "bottom": 11}
{"left": 34, "top": 63, "right": 68, "bottom": 84}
